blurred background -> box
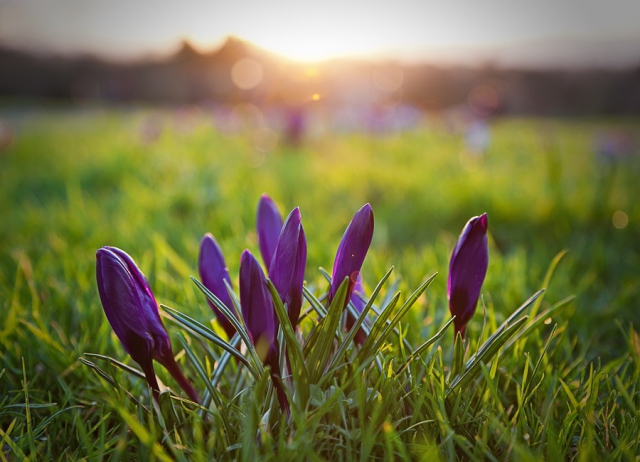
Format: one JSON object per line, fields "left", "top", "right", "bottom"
{"left": 0, "top": 0, "right": 638, "bottom": 361}
{"left": 2, "top": 0, "right": 640, "bottom": 115}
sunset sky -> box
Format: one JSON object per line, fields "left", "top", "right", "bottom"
{"left": 1, "top": 0, "right": 639, "bottom": 66}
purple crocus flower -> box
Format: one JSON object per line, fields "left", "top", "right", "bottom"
{"left": 269, "top": 207, "right": 307, "bottom": 328}
{"left": 96, "top": 247, "right": 200, "bottom": 403}
{"left": 239, "top": 249, "right": 276, "bottom": 361}
{"left": 256, "top": 194, "right": 283, "bottom": 269}
{"left": 348, "top": 278, "right": 368, "bottom": 345}
{"left": 447, "top": 213, "right": 489, "bottom": 337}
{"left": 350, "top": 278, "right": 366, "bottom": 314}
{"left": 329, "top": 203, "right": 374, "bottom": 345}
{"left": 240, "top": 249, "right": 289, "bottom": 411}
{"left": 198, "top": 233, "right": 236, "bottom": 339}
{"left": 329, "top": 203, "right": 374, "bottom": 303}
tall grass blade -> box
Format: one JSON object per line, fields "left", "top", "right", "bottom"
{"left": 161, "top": 304, "right": 254, "bottom": 375}
{"left": 395, "top": 317, "right": 456, "bottom": 376}
{"left": 530, "top": 249, "right": 568, "bottom": 320}
{"left": 358, "top": 273, "right": 437, "bottom": 363}
{"left": 306, "top": 278, "right": 350, "bottom": 383}
{"left": 449, "top": 316, "right": 528, "bottom": 393}
{"left": 451, "top": 332, "right": 466, "bottom": 379}
{"left": 267, "top": 279, "right": 310, "bottom": 408}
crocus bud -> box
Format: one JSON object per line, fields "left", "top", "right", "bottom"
{"left": 239, "top": 250, "right": 276, "bottom": 361}
{"left": 269, "top": 207, "right": 307, "bottom": 328}
{"left": 348, "top": 277, "right": 368, "bottom": 345}
{"left": 198, "top": 233, "right": 236, "bottom": 339}
{"left": 329, "top": 203, "right": 374, "bottom": 304}
{"left": 350, "top": 278, "right": 366, "bottom": 313}
{"left": 257, "top": 194, "right": 283, "bottom": 269}
{"left": 96, "top": 246, "right": 199, "bottom": 403}
{"left": 329, "top": 203, "right": 374, "bottom": 345}
{"left": 241, "top": 250, "right": 289, "bottom": 411}
{"left": 447, "top": 213, "right": 489, "bottom": 337}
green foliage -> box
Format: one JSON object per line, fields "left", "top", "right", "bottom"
{"left": 0, "top": 108, "right": 639, "bottom": 459}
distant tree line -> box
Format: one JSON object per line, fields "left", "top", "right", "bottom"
{"left": 2, "top": 37, "right": 639, "bottom": 115}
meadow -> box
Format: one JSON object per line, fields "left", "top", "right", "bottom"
{"left": 0, "top": 106, "right": 638, "bottom": 460}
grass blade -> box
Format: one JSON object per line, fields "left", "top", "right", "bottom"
{"left": 358, "top": 273, "right": 437, "bottom": 363}
{"left": 530, "top": 249, "right": 568, "bottom": 320}
{"left": 394, "top": 316, "right": 456, "bottom": 376}
{"left": 161, "top": 304, "right": 254, "bottom": 375}
{"left": 448, "top": 315, "right": 528, "bottom": 394}
{"left": 266, "top": 279, "right": 310, "bottom": 408}
{"left": 307, "top": 277, "right": 350, "bottom": 383}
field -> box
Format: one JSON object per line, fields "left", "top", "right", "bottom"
{"left": 1, "top": 106, "right": 639, "bottom": 460}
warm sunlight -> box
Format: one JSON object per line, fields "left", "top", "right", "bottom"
{"left": 2, "top": 0, "right": 639, "bottom": 66}
{"left": 181, "top": 4, "right": 421, "bottom": 62}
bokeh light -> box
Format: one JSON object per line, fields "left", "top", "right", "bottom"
{"left": 231, "top": 58, "right": 264, "bottom": 90}
{"left": 252, "top": 127, "right": 278, "bottom": 153}
{"left": 612, "top": 211, "right": 629, "bottom": 229}
{"left": 372, "top": 66, "right": 404, "bottom": 94}
{"left": 468, "top": 84, "right": 499, "bottom": 117}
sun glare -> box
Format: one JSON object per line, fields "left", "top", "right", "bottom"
{"left": 187, "top": 30, "right": 376, "bottom": 62}
{"left": 3, "top": 0, "right": 640, "bottom": 66}
{"left": 181, "top": 3, "right": 401, "bottom": 62}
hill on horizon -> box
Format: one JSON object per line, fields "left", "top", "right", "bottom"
{"left": 2, "top": 35, "right": 640, "bottom": 115}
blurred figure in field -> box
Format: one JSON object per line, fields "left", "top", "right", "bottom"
{"left": 284, "top": 106, "right": 305, "bottom": 148}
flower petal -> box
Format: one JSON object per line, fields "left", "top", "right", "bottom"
{"left": 198, "top": 233, "right": 236, "bottom": 338}
{"left": 240, "top": 250, "right": 276, "bottom": 354}
{"left": 256, "top": 194, "right": 283, "bottom": 269}
{"left": 96, "top": 247, "right": 154, "bottom": 364}
{"left": 269, "top": 207, "right": 307, "bottom": 328}
{"left": 447, "top": 213, "right": 489, "bottom": 336}
{"left": 102, "top": 246, "right": 172, "bottom": 361}
{"left": 329, "top": 203, "right": 374, "bottom": 304}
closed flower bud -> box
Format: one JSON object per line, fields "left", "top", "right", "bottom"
{"left": 256, "top": 194, "right": 283, "bottom": 269}
{"left": 329, "top": 203, "right": 374, "bottom": 303}
{"left": 198, "top": 233, "right": 236, "bottom": 339}
{"left": 329, "top": 203, "right": 374, "bottom": 345}
{"left": 239, "top": 250, "right": 276, "bottom": 361}
{"left": 348, "top": 278, "right": 368, "bottom": 345}
{"left": 269, "top": 207, "right": 307, "bottom": 328}
{"left": 447, "top": 213, "right": 489, "bottom": 337}
{"left": 96, "top": 246, "right": 199, "bottom": 402}
{"left": 240, "top": 250, "right": 289, "bottom": 411}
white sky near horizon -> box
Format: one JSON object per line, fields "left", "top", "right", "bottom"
{"left": 1, "top": 0, "right": 640, "bottom": 65}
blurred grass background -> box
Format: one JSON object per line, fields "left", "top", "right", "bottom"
{"left": 0, "top": 107, "right": 638, "bottom": 455}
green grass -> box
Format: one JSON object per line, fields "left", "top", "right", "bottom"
{"left": 0, "top": 107, "right": 638, "bottom": 460}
